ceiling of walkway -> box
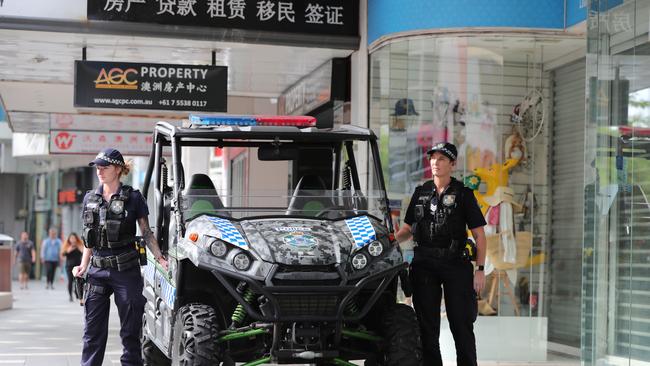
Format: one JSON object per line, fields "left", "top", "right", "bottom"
{"left": 0, "top": 28, "right": 354, "bottom": 130}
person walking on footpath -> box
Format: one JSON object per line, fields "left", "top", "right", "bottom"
{"left": 395, "top": 142, "right": 487, "bottom": 366}
{"left": 15, "top": 231, "right": 35, "bottom": 290}
{"left": 73, "top": 148, "right": 168, "bottom": 366}
{"left": 41, "top": 228, "right": 62, "bottom": 289}
{"left": 60, "top": 232, "right": 83, "bottom": 302}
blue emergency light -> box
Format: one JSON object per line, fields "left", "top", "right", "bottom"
{"left": 190, "top": 115, "right": 316, "bottom": 127}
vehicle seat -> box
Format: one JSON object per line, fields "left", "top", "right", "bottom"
{"left": 286, "top": 175, "right": 334, "bottom": 216}
{"left": 184, "top": 174, "right": 227, "bottom": 219}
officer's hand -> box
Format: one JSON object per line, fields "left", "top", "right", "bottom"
{"left": 157, "top": 256, "right": 169, "bottom": 271}
{"left": 72, "top": 264, "right": 87, "bottom": 278}
{"left": 474, "top": 270, "right": 486, "bottom": 294}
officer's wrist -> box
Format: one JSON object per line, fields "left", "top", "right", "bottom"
{"left": 476, "top": 265, "right": 485, "bottom": 271}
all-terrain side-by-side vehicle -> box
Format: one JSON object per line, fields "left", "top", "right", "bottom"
{"left": 140, "top": 115, "right": 422, "bottom": 365}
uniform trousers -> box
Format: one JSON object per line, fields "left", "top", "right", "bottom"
{"left": 81, "top": 263, "right": 145, "bottom": 366}
{"left": 410, "top": 255, "right": 478, "bottom": 366}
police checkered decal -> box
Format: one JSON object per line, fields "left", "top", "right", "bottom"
{"left": 143, "top": 262, "right": 156, "bottom": 284}
{"left": 345, "top": 216, "right": 377, "bottom": 248}
{"left": 207, "top": 217, "right": 248, "bottom": 249}
{"left": 160, "top": 278, "right": 176, "bottom": 307}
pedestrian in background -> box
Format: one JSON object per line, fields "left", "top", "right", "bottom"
{"left": 41, "top": 227, "right": 62, "bottom": 289}
{"left": 73, "top": 148, "right": 167, "bottom": 366}
{"left": 60, "top": 232, "right": 83, "bottom": 302}
{"left": 14, "top": 231, "right": 35, "bottom": 290}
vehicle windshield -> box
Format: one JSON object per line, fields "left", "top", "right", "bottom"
{"left": 166, "top": 137, "right": 386, "bottom": 221}
{"left": 181, "top": 188, "right": 386, "bottom": 220}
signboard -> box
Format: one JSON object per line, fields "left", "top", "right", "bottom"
{"left": 278, "top": 57, "right": 349, "bottom": 115}
{"left": 88, "top": 0, "right": 358, "bottom": 38}
{"left": 50, "top": 113, "right": 173, "bottom": 132}
{"left": 50, "top": 130, "right": 153, "bottom": 156}
{"left": 58, "top": 189, "right": 85, "bottom": 204}
{"left": 74, "top": 61, "right": 227, "bottom": 112}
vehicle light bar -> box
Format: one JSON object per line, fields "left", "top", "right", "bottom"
{"left": 190, "top": 114, "right": 316, "bottom": 127}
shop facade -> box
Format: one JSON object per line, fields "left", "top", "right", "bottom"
{"left": 583, "top": 0, "right": 650, "bottom": 364}
{"left": 367, "top": 0, "right": 590, "bottom": 362}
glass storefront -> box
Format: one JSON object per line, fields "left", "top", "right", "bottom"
{"left": 369, "top": 33, "right": 583, "bottom": 362}
{"left": 584, "top": 0, "right": 650, "bottom": 364}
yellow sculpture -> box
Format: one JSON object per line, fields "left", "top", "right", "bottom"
{"left": 473, "top": 158, "right": 519, "bottom": 214}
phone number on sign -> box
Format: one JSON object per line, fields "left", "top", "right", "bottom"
{"left": 158, "top": 99, "right": 207, "bottom": 107}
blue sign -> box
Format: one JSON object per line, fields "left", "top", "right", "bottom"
{"left": 369, "top": 0, "right": 567, "bottom": 45}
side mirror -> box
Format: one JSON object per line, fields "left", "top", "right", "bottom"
{"left": 258, "top": 146, "right": 299, "bottom": 161}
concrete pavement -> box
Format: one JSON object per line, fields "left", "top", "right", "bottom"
{"left": 0, "top": 279, "right": 122, "bottom": 366}
{"left": 0, "top": 279, "right": 579, "bottom": 366}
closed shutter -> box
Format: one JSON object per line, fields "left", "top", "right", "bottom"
{"left": 549, "top": 59, "right": 585, "bottom": 347}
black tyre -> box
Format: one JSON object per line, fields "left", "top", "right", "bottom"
{"left": 172, "top": 303, "right": 220, "bottom": 366}
{"left": 375, "top": 304, "right": 422, "bottom": 366}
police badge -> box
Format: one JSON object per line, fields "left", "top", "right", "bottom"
{"left": 109, "top": 200, "right": 125, "bottom": 214}
{"left": 442, "top": 194, "right": 456, "bottom": 206}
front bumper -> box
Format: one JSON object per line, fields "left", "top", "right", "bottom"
{"left": 209, "top": 262, "right": 406, "bottom": 322}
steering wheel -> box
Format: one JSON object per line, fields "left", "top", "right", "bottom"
{"left": 315, "top": 206, "right": 353, "bottom": 218}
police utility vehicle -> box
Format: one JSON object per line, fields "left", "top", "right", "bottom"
{"left": 141, "top": 115, "right": 422, "bottom": 365}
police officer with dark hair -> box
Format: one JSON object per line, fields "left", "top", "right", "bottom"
{"left": 72, "top": 148, "right": 168, "bottom": 366}
{"left": 396, "top": 142, "right": 487, "bottom": 366}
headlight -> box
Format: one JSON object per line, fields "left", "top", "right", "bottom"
{"left": 209, "top": 239, "right": 228, "bottom": 258}
{"left": 233, "top": 252, "right": 252, "bottom": 271}
{"left": 352, "top": 253, "right": 368, "bottom": 270}
{"left": 367, "top": 242, "right": 383, "bottom": 257}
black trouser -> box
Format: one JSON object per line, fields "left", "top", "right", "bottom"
{"left": 65, "top": 265, "right": 77, "bottom": 298}
{"left": 410, "top": 255, "right": 477, "bottom": 366}
{"left": 44, "top": 261, "right": 58, "bottom": 286}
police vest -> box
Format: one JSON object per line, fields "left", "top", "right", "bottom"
{"left": 82, "top": 185, "right": 137, "bottom": 250}
{"left": 411, "top": 179, "right": 468, "bottom": 250}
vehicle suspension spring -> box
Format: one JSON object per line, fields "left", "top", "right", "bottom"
{"left": 231, "top": 284, "right": 255, "bottom": 326}
{"left": 345, "top": 298, "right": 359, "bottom": 315}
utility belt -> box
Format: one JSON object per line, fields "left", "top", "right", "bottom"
{"left": 91, "top": 250, "right": 139, "bottom": 271}
{"left": 414, "top": 240, "right": 462, "bottom": 259}
{"left": 414, "top": 238, "right": 477, "bottom": 261}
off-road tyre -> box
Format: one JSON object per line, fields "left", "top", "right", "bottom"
{"left": 374, "top": 304, "right": 422, "bottom": 366}
{"left": 171, "top": 303, "right": 220, "bottom": 366}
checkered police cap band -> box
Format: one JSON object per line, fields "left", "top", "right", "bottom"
{"left": 436, "top": 146, "right": 456, "bottom": 160}
{"left": 428, "top": 143, "right": 457, "bottom": 160}
{"left": 95, "top": 152, "right": 125, "bottom": 166}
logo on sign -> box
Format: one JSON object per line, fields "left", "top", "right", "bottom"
{"left": 94, "top": 68, "right": 138, "bottom": 90}
{"left": 54, "top": 132, "right": 76, "bottom": 150}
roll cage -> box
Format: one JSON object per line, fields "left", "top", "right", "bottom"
{"left": 142, "top": 121, "right": 394, "bottom": 250}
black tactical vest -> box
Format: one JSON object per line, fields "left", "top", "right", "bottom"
{"left": 82, "top": 185, "right": 137, "bottom": 250}
{"left": 411, "top": 178, "right": 468, "bottom": 249}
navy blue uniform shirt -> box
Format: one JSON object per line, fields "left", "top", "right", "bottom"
{"left": 82, "top": 184, "right": 149, "bottom": 257}
{"left": 403, "top": 179, "right": 486, "bottom": 230}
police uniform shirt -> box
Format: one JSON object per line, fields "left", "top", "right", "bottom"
{"left": 82, "top": 184, "right": 149, "bottom": 257}
{"left": 403, "top": 178, "right": 486, "bottom": 247}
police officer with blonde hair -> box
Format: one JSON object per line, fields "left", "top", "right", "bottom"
{"left": 396, "top": 142, "right": 487, "bottom": 366}
{"left": 73, "top": 148, "right": 168, "bottom": 366}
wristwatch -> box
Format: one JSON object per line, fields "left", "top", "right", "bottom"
{"left": 476, "top": 265, "right": 485, "bottom": 271}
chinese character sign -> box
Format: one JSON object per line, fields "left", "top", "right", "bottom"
{"left": 74, "top": 61, "right": 227, "bottom": 112}
{"left": 87, "top": 0, "right": 358, "bottom": 37}
{"left": 50, "top": 130, "right": 153, "bottom": 155}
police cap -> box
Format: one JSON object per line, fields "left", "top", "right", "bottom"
{"left": 427, "top": 142, "right": 457, "bottom": 161}
{"left": 89, "top": 148, "right": 125, "bottom": 167}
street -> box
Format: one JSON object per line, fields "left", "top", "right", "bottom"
{"left": 0, "top": 279, "right": 121, "bottom": 366}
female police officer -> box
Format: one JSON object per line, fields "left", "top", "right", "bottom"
{"left": 73, "top": 148, "right": 168, "bottom": 366}
{"left": 396, "top": 142, "right": 487, "bottom": 366}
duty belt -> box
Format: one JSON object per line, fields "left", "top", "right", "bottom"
{"left": 414, "top": 241, "right": 463, "bottom": 259}
{"left": 91, "top": 250, "right": 139, "bottom": 271}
